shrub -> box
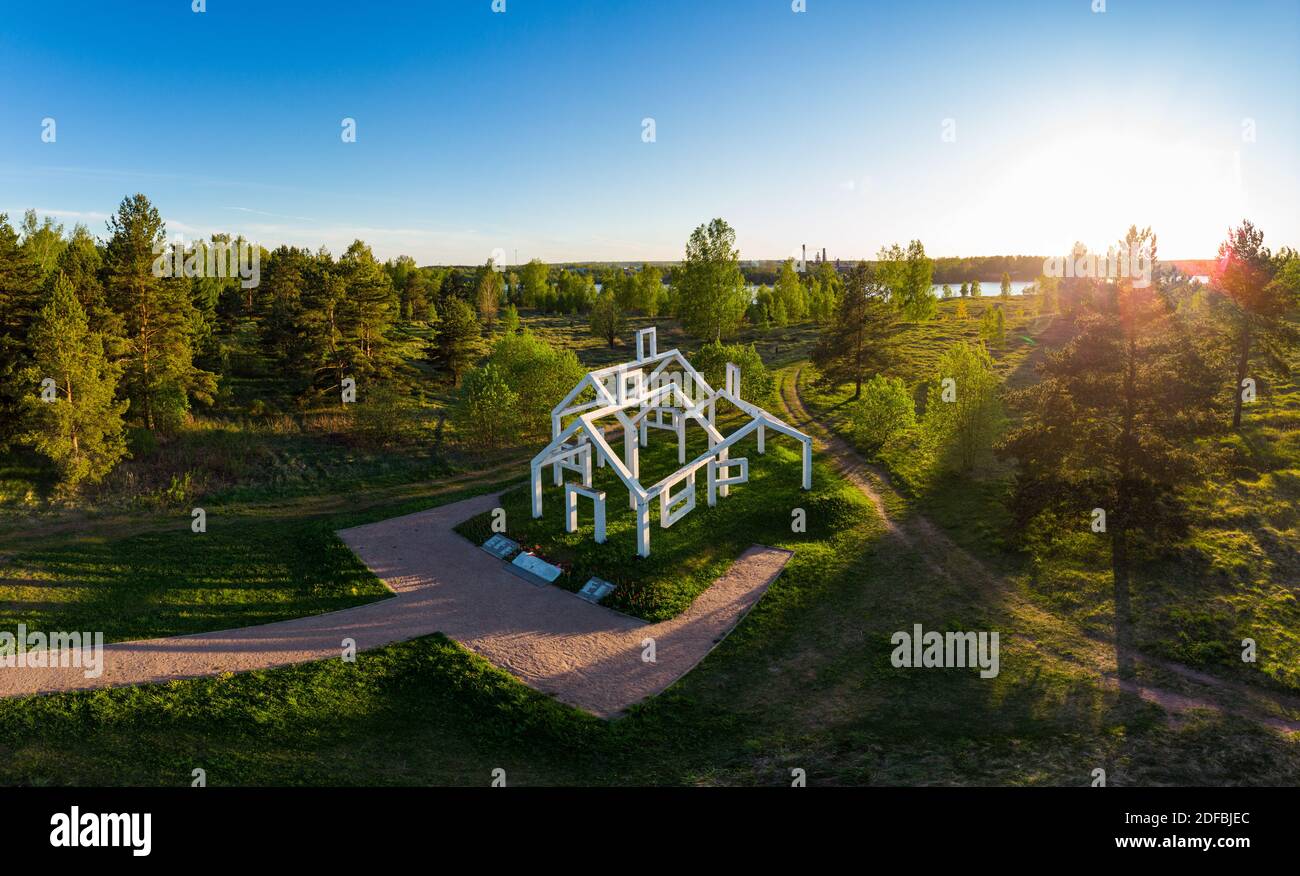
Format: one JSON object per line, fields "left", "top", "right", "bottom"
{"left": 454, "top": 364, "right": 519, "bottom": 449}
{"left": 453, "top": 330, "right": 583, "bottom": 447}
{"left": 348, "top": 384, "right": 422, "bottom": 449}
{"left": 921, "top": 341, "right": 1004, "bottom": 473}
{"left": 689, "top": 340, "right": 776, "bottom": 406}
{"left": 851, "top": 374, "right": 916, "bottom": 455}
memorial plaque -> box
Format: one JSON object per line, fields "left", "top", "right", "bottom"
{"left": 577, "top": 576, "right": 617, "bottom": 604}
{"left": 511, "top": 551, "right": 563, "bottom": 583}
{"left": 481, "top": 534, "right": 520, "bottom": 560}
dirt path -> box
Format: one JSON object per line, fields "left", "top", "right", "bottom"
{"left": 780, "top": 367, "right": 1300, "bottom": 734}
{"left": 0, "top": 492, "right": 791, "bottom": 718}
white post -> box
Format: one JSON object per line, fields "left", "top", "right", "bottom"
{"left": 677, "top": 413, "right": 686, "bottom": 464}
{"left": 758, "top": 423, "right": 765, "bottom": 454}
{"left": 707, "top": 459, "right": 717, "bottom": 507}
{"left": 624, "top": 422, "right": 639, "bottom": 509}
{"left": 636, "top": 499, "right": 650, "bottom": 557}
{"left": 582, "top": 447, "right": 593, "bottom": 488}
{"left": 802, "top": 438, "right": 812, "bottom": 490}
{"left": 564, "top": 486, "right": 578, "bottom": 533}
{"left": 531, "top": 463, "right": 543, "bottom": 518}
{"left": 594, "top": 494, "right": 606, "bottom": 544}
{"left": 718, "top": 446, "right": 730, "bottom": 498}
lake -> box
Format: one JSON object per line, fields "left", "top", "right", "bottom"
{"left": 932, "top": 280, "right": 1036, "bottom": 297}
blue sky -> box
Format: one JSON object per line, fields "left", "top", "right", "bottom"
{"left": 2, "top": 0, "right": 1297, "bottom": 263}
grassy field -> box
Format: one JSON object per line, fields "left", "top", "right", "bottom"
{"left": 795, "top": 296, "right": 1300, "bottom": 697}
{"left": 1, "top": 299, "right": 1296, "bottom": 786}
{"left": 5, "top": 469, "right": 1297, "bottom": 786}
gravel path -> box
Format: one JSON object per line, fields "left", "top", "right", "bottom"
{"left": 0, "top": 492, "right": 791, "bottom": 718}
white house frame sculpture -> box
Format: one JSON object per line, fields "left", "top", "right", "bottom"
{"left": 530, "top": 327, "right": 813, "bottom": 557}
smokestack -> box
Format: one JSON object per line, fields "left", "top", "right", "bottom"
{"left": 802, "top": 243, "right": 806, "bottom": 267}
{"left": 822, "top": 247, "right": 827, "bottom": 263}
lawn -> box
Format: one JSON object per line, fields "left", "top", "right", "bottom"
{"left": 455, "top": 417, "right": 856, "bottom": 621}
{"left": 4, "top": 473, "right": 1297, "bottom": 787}
{"left": 0, "top": 474, "right": 520, "bottom": 642}
{"left": 2, "top": 302, "right": 1297, "bottom": 787}
{"left": 794, "top": 299, "right": 1300, "bottom": 697}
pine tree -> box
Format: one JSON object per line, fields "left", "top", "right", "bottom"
{"left": 299, "top": 253, "right": 349, "bottom": 397}
{"left": 339, "top": 240, "right": 397, "bottom": 376}
{"left": 1213, "top": 221, "right": 1299, "bottom": 428}
{"left": 811, "top": 261, "right": 898, "bottom": 398}
{"left": 103, "top": 194, "right": 215, "bottom": 431}
{"left": 1000, "top": 269, "right": 1220, "bottom": 673}
{"left": 0, "top": 213, "right": 45, "bottom": 449}
{"left": 20, "top": 274, "right": 129, "bottom": 487}
{"left": 430, "top": 297, "right": 481, "bottom": 385}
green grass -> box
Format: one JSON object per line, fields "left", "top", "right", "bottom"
{"left": 455, "top": 418, "right": 854, "bottom": 621}
{"left": 0, "top": 476, "right": 522, "bottom": 643}
{"left": 796, "top": 300, "right": 1300, "bottom": 697}
{"left": 2, "top": 302, "right": 1297, "bottom": 786}
{"left": 5, "top": 477, "right": 1297, "bottom": 786}
{"left": 0, "top": 514, "right": 390, "bottom": 642}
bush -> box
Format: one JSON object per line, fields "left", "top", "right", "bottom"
{"left": 921, "top": 341, "right": 1004, "bottom": 473}
{"left": 689, "top": 340, "right": 776, "bottom": 406}
{"left": 348, "top": 385, "right": 423, "bottom": 449}
{"left": 454, "top": 364, "right": 519, "bottom": 449}
{"left": 851, "top": 374, "right": 916, "bottom": 456}
{"left": 453, "top": 330, "right": 582, "bottom": 448}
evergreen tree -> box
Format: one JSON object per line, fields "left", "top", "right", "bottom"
{"left": 979, "top": 303, "right": 1006, "bottom": 347}
{"left": 0, "top": 213, "right": 50, "bottom": 448}
{"left": 19, "top": 274, "right": 129, "bottom": 487}
{"left": 1213, "top": 221, "right": 1299, "bottom": 428}
{"left": 811, "top": 261, "right": 898, "bottom": 398}
{"left": 260, "top": 245, "right": 311, "bottom": 373}
{"left": 500, "top": 303, "right": 521, "bottom": 335}
{"left": 338, "top": 241, "right": 398, "bottom": 376}
{"left": 999, "top": 267, "right": 1220, "bottom": 670}
{"left": 431, "top": 297, "right": 481, "bottom": 385}
{"left": 103, "top": 194, "right": 215, "bottom": 431}
{"left": 299, "top": 254, "right": 350, "bottom": 397}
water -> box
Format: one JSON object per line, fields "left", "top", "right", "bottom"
{"left": 931, "top": 280, "right": 1036, "bottom": 297}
